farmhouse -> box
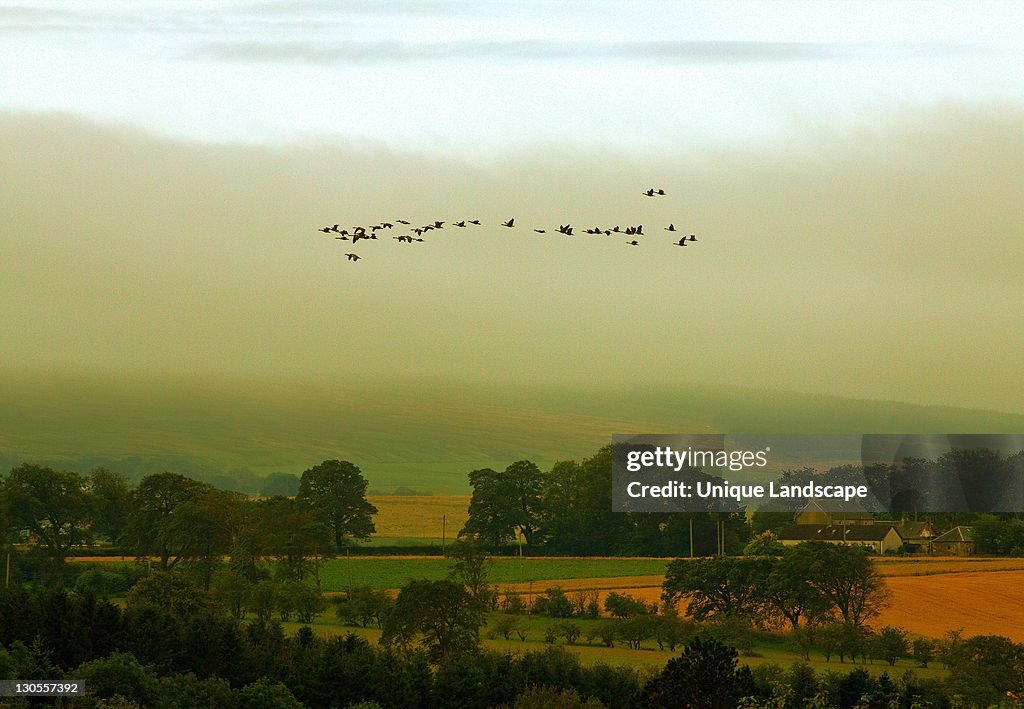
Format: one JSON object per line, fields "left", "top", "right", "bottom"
{"left": 878, "top": 520, "right": 937, "bottom": 554}
{"left": 930, "top": 526, "right": 975, "bottom": 556}
{"left": 776, "top": 523, "right": 904, "bottom": 554}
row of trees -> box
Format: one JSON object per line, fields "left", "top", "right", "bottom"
{"left": 462, "top": 445, "right": 1024, "bottom": 557}
{"left": 461, "top": 447, "right": 751, "bottom": 555}
{"left": 663, "top": 542, "right": 890, "bottom": 629}
{"left": 1, "top": 460, "right": 378, "bottom": 583}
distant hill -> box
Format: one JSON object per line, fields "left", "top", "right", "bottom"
{"left": 2, "top": 371, "right": 1022, "bottom": 494}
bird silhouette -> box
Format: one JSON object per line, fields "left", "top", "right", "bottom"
{"left": 502, "top": 218, "right": 515, "bottom": 227}
{"left": 345, "top": 253, "right": 360, "bottom": 261}
{"left": 534, "top": 229, "right": 546, "bottom": 233}
{"left": 643, "top": 189, "right": 655, "bottom": 197}
{"left": 454, "top": 221, "right": 466, "bottom": 227}
{"left": 656, "top": 188, "right": 666, "bottom": 195}
{"left": 626, "top": 240, "right": 639, "bottom": 246}
{"left": 469, "top": 219, "right": 481, "bottom": 225}
{"left": 318, "top": 227, "right": 332, "bottom": 233}
{"left": 674, "top": 237, "right": 688, "bottom": 247}
{"left": 665, "top": 223, "right": 676, "bottom": 232}
{"left": 396, "top": 219, "right": 410, "bottom": 224}
{"left": 334, "top": 236, "right": 350, "bottom": 241}
{"left": 689, "top": 235, "right": 697, "bottom": 241}
{"left": 433, "top": 221, "right": 444, "bottom": 228}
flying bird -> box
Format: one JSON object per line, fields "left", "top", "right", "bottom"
{"left": 665, "top": 224, "right": 676, "bottom": 232}
{"left": 502, "top": 218, "right": 515, "bottom": 227}
{"left": 334, "top": 236, "right": 350, "bottom": 241}
{"left": 454, "top": 221, "right": 466, "bottom": 227}
{"left": 318, "top": 227, "right": 332, "bottom": 233}
{"left": 689, "top": 234, "right": 697, "bottom": 242}
{"left": 345, "top": 253, "right": 360, "bottom": 261}
{"left": 626, "top": 240, "right": 639, "bottom": 246}
{"left": 469, "top": 219, "right": 481, "bottom": 225}
{"left": 674, "top": 237, "right": 688, "bottom": 247}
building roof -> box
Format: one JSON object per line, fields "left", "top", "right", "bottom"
{"left": 796, "top": 498, "right": 873, "bottom": 519}
{"left": 871, "top": 520, "right": 936, "bottom": 539}
{"left": 778, "top": 523, "right": 898, "bottom": 542}
{"left": 932, "top": 526, "right": 974, "bottom": 543}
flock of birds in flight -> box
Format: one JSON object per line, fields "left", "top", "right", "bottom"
{"left": 316, "top": 187, "right": 699, "bottom": 262}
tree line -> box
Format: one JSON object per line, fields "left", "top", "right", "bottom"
{"left": 1, "top": 460, "right": 377, "bottom": 584}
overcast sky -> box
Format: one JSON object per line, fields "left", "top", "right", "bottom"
{"left": 3, "top": 1, "right": 1023, "bottom": 413}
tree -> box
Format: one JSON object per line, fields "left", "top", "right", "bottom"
{"left": 462, "top": 460, "right": 544, "bottom": 550}
{"left": 447, "top": 534, "right": 493, "bottom": 608}
{"left": 801, "top": 542, "right": 890, "bottom": 627}
{"left": 254, "top": 495, "right": 332, "bottom": 582}
{"left": 761, "top": 545, "right": 832, "bottom": 630}
{"left": 380, "top": 579, "right": 483, "bottom": 661}
{"left": 125, "top": 473, "right": 209, "bottom": 570}
{"left": 642, "top": 635, "right": 756, "bottom": 709}
{"left": 3, "top": 463, "right": 93, "bottom": 571}
{"left": 662, "top": 557, "right": 771, "bottom": 621}
{"left": 876, "top": 626, "right": 909, "bottom": 666}
{"left": 88, "top": 468, "right": 132, "bottom": 545}
{"left": 297, "top": 460, "right": 377, "bottom": 550}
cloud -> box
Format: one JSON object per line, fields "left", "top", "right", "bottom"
{"left": 1, "top": 106, "right": 1023, "bottom": 413}
{"left": 192, "top": 38, "right": 844, "bottom": 66}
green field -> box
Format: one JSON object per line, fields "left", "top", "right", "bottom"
{"left": 277, "top": 613, "right": 949, "bottom": 679}
{"left": 317, "top": 557, "right": 670, "bottom": 592}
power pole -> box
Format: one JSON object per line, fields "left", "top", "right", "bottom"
{"left": 441, "top": 514, "right": 446, "bottom": 557}
{"left": 689, "top": 517, "right": 694, "bottom": 558}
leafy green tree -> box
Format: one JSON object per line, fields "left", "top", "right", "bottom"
{"left": 604, "top": 592, "right": 652, "bottom": 619}
{"left": 463, "top": 461, "right": 544, "bottom": 549}
{"left": 297, "top": 460, "right": 377, "bottom": 550}
{"left": 742, "top": 530, "right": 786, "bottom": 556}
{"left": 125, "top": 473, "right": 208, "bottom": 570}
{"left": 381, "top": 579, "right": 483, "bottom": 661}
{"left": 254, "top": 495, "right": 332, "bottom": 582}
{"left": 642, "top": 635, "right": 756, "bottom": 709}
{"left": 3, "top": 463, "right": 93, "bottom": 571}
{"left": 335, "top": 587, "right": 394, "bottom": 628}
{"left": 663, "top": 556, "right": 771, "bottom": 621}
{"left": 876, "top": 626, "right": 909, "bottom": 666}
{"left": 911, "top": 637, "right": 934, "bottom": 667}
{"left": 88, "top": 468, "right": 132, "bottom": 545}
{"left": 801, "top": 542, "right": 890, "bottom": 627}
{"left": 762, "top": 544, "right": 832, "bottom": 630}
{"left": 447, "top": 534, "right": 493, "bottom": 608}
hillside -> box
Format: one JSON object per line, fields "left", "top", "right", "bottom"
{"left": 2, "top": 371, "right": 1023, "bottom": 493}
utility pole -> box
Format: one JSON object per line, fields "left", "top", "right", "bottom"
{"left": 441, "top": 514, "right": 446, "bottom": 557}
{"left": 689, "top": 517, "right": 694, "bottom": 558}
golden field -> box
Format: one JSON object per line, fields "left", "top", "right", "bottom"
{"left": 366, "top": 495, "right": 470, "bottom": 540}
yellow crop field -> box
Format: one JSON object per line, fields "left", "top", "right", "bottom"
{"left": 502, "top": 562, "right": 1024, "bottom": 642}
{"left": 876, "top": 570, "right": 1024, "bottom": 641}
{"left": 367, "top": 495, "right": 470, "bottom": 539}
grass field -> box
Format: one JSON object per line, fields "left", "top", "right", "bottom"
{"left": 318, "top": 557, "right": 670, "bottom": 592}
{"left": 276, "top": 613, "right": 950, "bottom": 679}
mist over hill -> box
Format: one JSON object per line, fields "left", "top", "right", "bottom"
{"left": 2, "top": 370, "right": 1022, "bottom": 494}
